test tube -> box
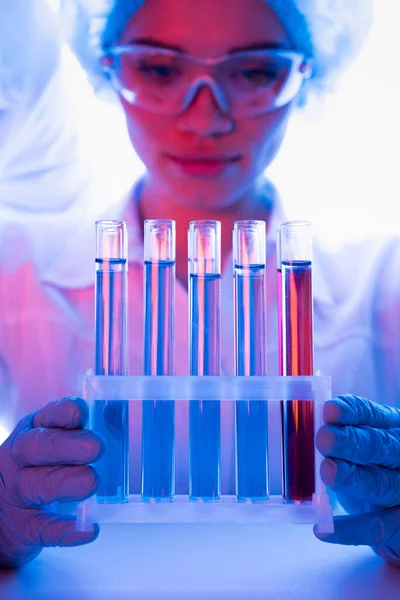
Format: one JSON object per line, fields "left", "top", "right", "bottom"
{"left": 141, "top": 219, "right": 176, "bottom": 502}
{"left": 276, "top": 229, "right": 283, "bottom": 376}
{"left": 93, "top": 220, "right": 129, "bottom": 503}
{"left": 277, "top": 228, "right": 286, "bottom": 498}
{"left": 280, "top": 221, "right": 314, "bottom": 502}
{"left": 188, "top": 221, "right": 221, "bottom": 501}
{"left": 233, "top": 220, "right": 268, "bottom": 502}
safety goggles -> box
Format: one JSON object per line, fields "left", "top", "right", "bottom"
{"left": 100, "top": 44, "right": 313, "bottom": 118}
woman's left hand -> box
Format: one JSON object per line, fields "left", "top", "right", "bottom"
{"left": 314, "top": 395, "right": 400, "bottom": 565}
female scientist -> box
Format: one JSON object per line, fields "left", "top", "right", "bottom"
{"left": 2, "top": 0, "right": 400, "bottom": 569}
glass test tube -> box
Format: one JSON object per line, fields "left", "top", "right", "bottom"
{"left": 277, "top": 228, "right": 286, "bottom": 498}
{"left": 93, "top": 220, "right": 129, "bottom": 503}
{"left": 188, "top": 221, "right": 221, "bottom": 501}
{"left": 276, "top": 229, "right": 283, "bottom": 376}
{"left": 280, "top": 221, "right": 314, "bottom": 502}
{"left": 233, "top": 220, "right": 269, "bottom": 502}
{"left": 142, "top": 219, "right": 176, "bottom": 502}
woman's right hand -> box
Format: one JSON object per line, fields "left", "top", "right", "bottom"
{"left": 315, "top": 395, "right": 400, "bottom": 565}
{"left": 0, "top": 397, "right": 104, "bottom": 568}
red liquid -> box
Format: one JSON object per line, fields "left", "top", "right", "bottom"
{"left": 277, "top": 268, "right": 286, "bottom": 497}
{"left": 277, "top": 268, "right": 283, "bottom": 376}
{"left": 281, "top": 261, "right": 314, "bottom": 502}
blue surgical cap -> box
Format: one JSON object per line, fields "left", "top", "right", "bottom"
{"left": 62, "top": 0, "right": 373, "bottom": 92}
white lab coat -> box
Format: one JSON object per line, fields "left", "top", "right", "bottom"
{"left": 1, "top": 187, "right": 400, "bottom": 495}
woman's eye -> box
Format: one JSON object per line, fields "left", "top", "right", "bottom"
{"left": 138, "top": 64, "right": 180, "bottom": 82}
{"left": 239, "top": 68, "right": 279, "bottom": 86}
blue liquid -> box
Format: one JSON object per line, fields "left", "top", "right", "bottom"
{"left": 142, "top": 260, "right": 175, "bottom": 502}
{"left": 93, "top": 261, "right": 129, "bottom": 503}
{"left": 92, "top": 400, "right": 129, "bottom": 503}
{"left": 234, "top": 265, "right": 268, "bottom": 502}
{"left": 189, "top": 273, "right": 221, "bottom": 501}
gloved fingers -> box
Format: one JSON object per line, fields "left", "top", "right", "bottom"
{"left": 5, "top": 412, "right": 38, "bottom": 445}
{"left": 320, "top": 458, "right": 400, "bottom": 507}
{"left": 13, "top": 465, "right": 99, "bottom": 507}
{"left": 28, "top": 512, "right": 100, "bottom": 547}
{"left": 323, "top": 395, "right": 400, "bottom": 429}
{"left": 314, "top": 507, "right": 400, "bottom": 549}
{"left": 11, "top": 428, "right": 104, "bottom": 467}
{"left": 32, "top": 397, "right": 89, "bottom": 430}
{"left": 3, "top": 398, "right": 89, "bottom": 448}
{"left": 316, "top": 423, "right": 400, "bottom": 468}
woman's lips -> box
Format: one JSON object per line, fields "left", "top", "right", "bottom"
{"left": 166, "top": 154, "right": 241, "bottom": 177}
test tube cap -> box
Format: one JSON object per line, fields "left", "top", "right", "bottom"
{"left": 233, "top": 220, "right": 266, "bottom": 267}
{"left": 144, "top": 219, "right": 176, "bottom": 262}
{"left": 280, "top": 221, "right": 313, "bottom": 263}
{"left": 96, "top": 220, "right": 127, "bottom": 261}
{"left": 188, "top": 220, "right": 221, "bottom": 275}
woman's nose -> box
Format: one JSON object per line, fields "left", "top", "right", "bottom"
{"left": 176, "top": 85, "right": 233, "bottom": 137}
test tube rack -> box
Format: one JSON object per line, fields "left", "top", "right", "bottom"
{"left": 76, "top": 374, "right": 334, "bottom": 533}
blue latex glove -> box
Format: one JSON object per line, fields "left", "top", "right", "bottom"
{"left": 0, "top": 397, "right": 104, "bottom": 568}
{"left": 314, "top": 394, "right": 400, "bottom": 565}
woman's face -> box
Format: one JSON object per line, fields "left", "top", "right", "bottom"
{"left": 119, "top": 0, "right": 293, "bottom": 210}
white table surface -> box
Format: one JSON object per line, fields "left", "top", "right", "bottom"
{"left": 1, "top": 523, "right": 399, "bottom": 600}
